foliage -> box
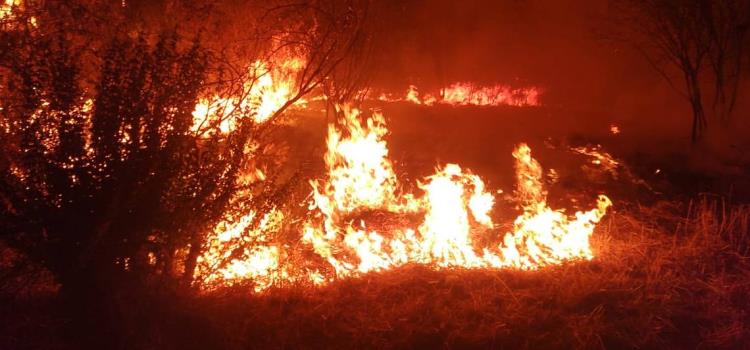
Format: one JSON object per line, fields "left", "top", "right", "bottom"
{"left": 0, "top": 8, "right": 260, "bottom": 348}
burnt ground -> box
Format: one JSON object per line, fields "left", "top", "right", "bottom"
{"left": 3, "top": 104, "right": 750, "bottom": 349}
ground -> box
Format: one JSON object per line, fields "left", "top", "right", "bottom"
{"left": 170, "top": 197, "right": 749, "bottom": 349}
{"left": 3, "top": 104, "right": 750, "bottom": 349}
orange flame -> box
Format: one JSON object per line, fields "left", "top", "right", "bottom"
{"left": 195, "top": 209, "right": 284, "bottom": 292}
{"left": 302, "top": 107, "right": 609, "bottom": 277}
{"left": 198, "top": 107, "right": 610, "bottom": 292}
{"left": 0, "top": 0, "right": 20, "bottom": 19}
{"left": 571, "top": 145, "right": 621, "bottom": 178}
{"left": 191, "top": 56, "right": 306, "bottom": 134}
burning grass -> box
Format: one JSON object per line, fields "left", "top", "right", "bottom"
{"left": 2, "top": 196, "right": 749, "bottom": 349}
{"left": 174, "top": 196, "right": 750, "bottom": 349}
{"left": 197, "top": 108, "right": 612, "bottom": 289}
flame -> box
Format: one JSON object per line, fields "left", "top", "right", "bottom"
{"left": 571, "top": 145, "right": 621, "bottom": 178}
{"left": 191, "top": 56, "right": 306, "bottom": 134}
{"left": 313, "top": 106, "right": 409, "bottom": 212}
{"left": 496, "top": 145, "right": 612, "bottom": 267}
{"left": 0, "top": 0, "right": 20, "bottom": 20}
{"left": 405, "top": 85, "right": 421, "bottom": 104}
{"left": 196, "top": 209, "right": 285, "bottom": 292}
{"left": 197, "top": 107, "right": 610, "bottom": 292}
{"left": 378, "top": 83, "right": 540, "bottom": 107}
{"left": 302, "top": 107, "right": 610, "bottom": 278}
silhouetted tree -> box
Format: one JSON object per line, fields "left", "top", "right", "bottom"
{"left": 614, "top": 0, "right": 750, "bottom": 143}
{"left": 0, "top": 12, "right": 255, "bottom": 348}
{"left": 0, "top": 1, "right": 373, "bottom": 345}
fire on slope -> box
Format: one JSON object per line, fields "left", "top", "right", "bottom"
{"left": 196, "top": 106, "right": 611, "bottom": 291}
{"left": 190, "top": 50, "right": 540, "bottom": 136}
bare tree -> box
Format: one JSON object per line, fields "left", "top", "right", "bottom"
{"left": 614, "top": 0, "right": 750, "bottom": 143}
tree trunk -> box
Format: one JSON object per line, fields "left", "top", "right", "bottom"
{"left": 685, "top": 70, "right": 708, "bottom": 143}
{"left": 690, "top": 98, "right": 707, "bottom": 143}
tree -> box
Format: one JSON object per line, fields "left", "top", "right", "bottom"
{"left": 0, "top": 9, "right": 255, "bottom": 347}
{"left": 183, "top": 0, "right": 375, "bottom": 286}
{"left": 0, "top": 1, "right": 373, "bottom": 344}
{"left": 614, "top": 0, "right": 750, "bottom": 143}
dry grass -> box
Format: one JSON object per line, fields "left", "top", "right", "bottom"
{"left": 2, "top": 197, "right": 749, "bottom": 349}
{"left": 158, "top": 197, "right": 750, "bottom": 349}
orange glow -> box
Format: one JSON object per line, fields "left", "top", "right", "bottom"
{"left": 195, "top": 209, "right": 285, "bottom": 293}
{"left": 571, "top": 145, "right": 620, "bottom": 177}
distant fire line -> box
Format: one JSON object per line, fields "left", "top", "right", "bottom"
{"left": 376, "top": 83, "right": 541, "bottom": 107}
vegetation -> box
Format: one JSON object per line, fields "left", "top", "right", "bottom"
{"left": 176, "top": 198, "right": 750, "bottom": 349}
{"left": 1, "top": 1, "right": 749, "bottom": 349}
{"left": 0, "top": 1, "right": 369, "bottom": 347}
{"left": 3, "top": 197, "right": 749, "bottom": 349}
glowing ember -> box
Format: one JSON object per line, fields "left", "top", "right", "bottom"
{"left": 378, "top": 82, "right": 540, "bottom": 107}
{"left": 571, "top": 145, "right": 621, "bottom": 178}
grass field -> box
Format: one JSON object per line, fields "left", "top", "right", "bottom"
{"left": 162, "top": 197, "right": 747, "bottom": 349}
{"left": 3, "top": 106, "right": 750, "bottom": 349}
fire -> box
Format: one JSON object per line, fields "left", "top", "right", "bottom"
{"left": 0, "top": 0, "right": 20, "bottom": 19}
{"left": 302, "top": 107, "right": 610, "bottom": 277}
{"left": 497, "top": 145, "right": 612, "bottom": 267}
{"left": 313, "top": 106, "right": 408, "bottom": 212}
{"left": 378, "top": 82, "right": 540, "bottom": 107}
{"left": 191, "top": 56, "right": 306, "bottom": 134}
{"left": 571, "top": 145, "right": 621, "bottom": 178}
{"left": 196, "top": 208, "right": 285, "bottom": 292}
{"left": 0, "top": 0, "right": 34, "bottom": 27}
{"left": 197, "top": 106, "right": 611, "bottom": 292}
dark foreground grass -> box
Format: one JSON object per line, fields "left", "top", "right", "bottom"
{"left": 2, "top": 198, "right": 750, "bottom": 349}
{"left": 172, "top": 198, "right": 750, "bottom": 349}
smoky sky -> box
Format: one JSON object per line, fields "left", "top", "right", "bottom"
{"left": 120, "top": 0, "right": 718, "bottom": 136}
{"left": 368, "top": 1, "right": 658, "bottom": 107}
{"left": 122, "top": 0, "right": 668, "bottom": 107}
{"left": 369, "top": 0, "right": 730, "bottom": 142}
